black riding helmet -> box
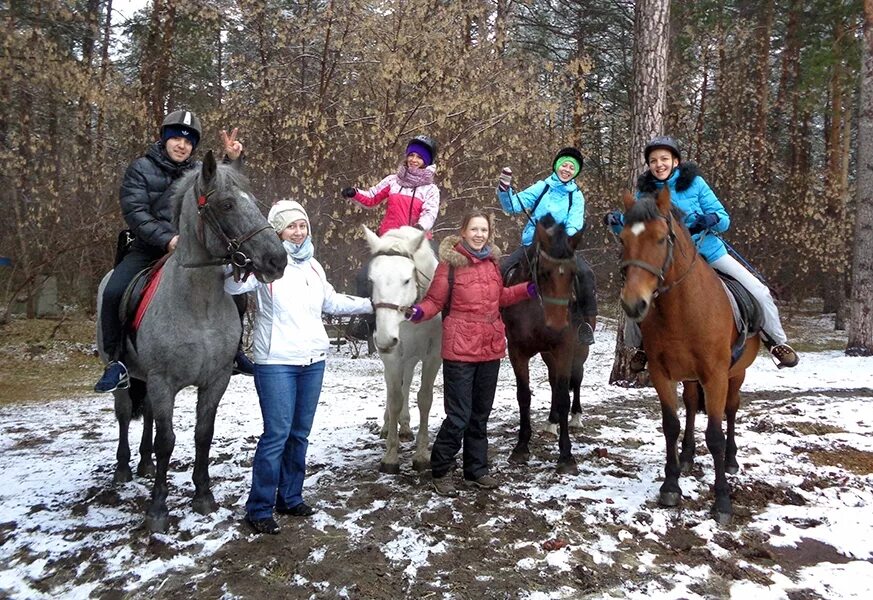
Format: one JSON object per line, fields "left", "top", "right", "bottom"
{"left": 644, "top": 136, "right": 681, "bottom": 163}
{"left": 553, "top": 147, "right": 583, "bottom": 178}
{"left": 406, "top": 134, "right": 438, "bottom": 166}
{"left": 161, "top": 110, "right": 202, "bottom": 148}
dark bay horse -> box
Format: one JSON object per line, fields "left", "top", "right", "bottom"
{"left": 97, "top": 151, "right": 286, "bottom": 532}
{"left": 618, "top": 187, "right": 760, "bottom": 524}
{"left": 502, "top": 217, "right": 594, "bottom": 474}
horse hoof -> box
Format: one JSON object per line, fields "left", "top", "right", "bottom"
{"left": 193, "top": 494, "right": 218, "bottom": 515}
{"left": 680, "top": 461, "right": 694, "bottom": 474}
{"left": 726, "top": 463, "right": 739, "bottom": 475}
{"left": 379, "top": 462, "right": 401, "bottom": 475}
{"left": 399, "top": 431, "right": 414, "bottom": 443}
{"left": 659, "top": 491, "right": 681, "bottom": 507}
{"left": 137, "top": 462, "right": 156, "bottom": 478}
{"left": 146, "top": 512, "right": 170, "bottom": 533}
{"left": 113, "top": 467, "right": 133, "bottom": 485}
{"left": 508, "top": 451, "right": 529, "bottom": 464}
{"left": 556, "top": 461, "right": 578, "bottom": 476}
{"left": 569, "top": 415, "right": 583, "bottom": 430}
{"left": 541, "top": 423, "right": 558, "bottom": 438}
{"left": 411, "top": 459, "right": 431, "bottom": 473}
{"left": 713, "top": 510, "right": 733, "bottom": 525}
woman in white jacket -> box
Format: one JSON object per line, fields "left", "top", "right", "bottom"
{"left": 226, "top": 200, "right": 372, "bottom": 535}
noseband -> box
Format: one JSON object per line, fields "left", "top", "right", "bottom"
{"left": 182, "top": 187, "right": 273, "bottom": 281}
{"left": 618, "top": 215, "right": 697, "bottom": 298}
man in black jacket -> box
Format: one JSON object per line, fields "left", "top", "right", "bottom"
{"left": 95, "top": 110, "right": 252, "bottom": 392}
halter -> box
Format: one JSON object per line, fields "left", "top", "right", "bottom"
{"left": 181, "top": 186, "right": 273, "bottom": 281}
{"left": 369, "top": 248, "right": 432, "bottom": 314}
{"left": 529, "top": 247, "right": 577, "bottom": 307}
{"left": 618, "top": 214, "right": 698, "bottom": 298}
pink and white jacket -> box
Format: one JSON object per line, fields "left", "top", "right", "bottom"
{"left": 350, "top": 165, "right": 440, "bottom": 237}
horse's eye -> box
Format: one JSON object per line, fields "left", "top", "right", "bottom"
{"left": 222, "top": 201, "right": 234, "bottom": 211}
{"left": 404, "top": 279, "right": 411, "bottom": 285}
{"left": 658, "top": 237, "right": 667, "bottom": 245}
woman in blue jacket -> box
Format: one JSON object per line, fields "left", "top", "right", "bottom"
{"left": 496, "top": 147, "right": 596, "bottom": 344}
{"left": 606, "top": 136, "right": 798, "bottom": 369}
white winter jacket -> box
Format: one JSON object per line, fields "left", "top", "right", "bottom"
{"left": 225, "top": 257, "right": 372, "bottom": 365}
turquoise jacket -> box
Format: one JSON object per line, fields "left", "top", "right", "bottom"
{"left": 497, "top": 172, "right": 585, "bottom": 246}
{"left": 613, "top": 163, "right": 729, "bottom": 263}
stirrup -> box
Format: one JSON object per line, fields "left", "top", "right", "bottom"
{"left": 770, "top": 343, "right": 798, "bottom": 369}
{"left": 629, "top": 349, "right": 647, "bottom": 373}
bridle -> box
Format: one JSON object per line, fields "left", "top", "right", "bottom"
{"left": 181, "top": 185, "right": 273, "bottom": 281}
{"left": 369, "top": 248, "right": 432, "bottom": 314}
{"left": 618, "top": 214, "right": 698, "bottom": 299}
{"left": 529, "top": 246, "right": 577, "bottom": 307}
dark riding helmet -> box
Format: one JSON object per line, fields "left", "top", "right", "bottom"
{"left": 161, "top": 110, "right": 202, "bottom": 148}
{"left": 644, "top": 135, "right": 681, "bottom": 162}
{"left": 553, "top": 147, "right": 583, "bottom": 178}
{"left": 406, "top": 135, "right": 438, "bottom": 166}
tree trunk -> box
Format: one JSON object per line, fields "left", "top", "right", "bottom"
{"left": 611, "top": 0, "right": 670, "bottom": 386}
{"left": 847, "top": 0, "right": 873, "bottom": 355}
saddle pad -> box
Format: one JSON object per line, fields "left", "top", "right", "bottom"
{"left": 718, "top": 273, "right": 764, "bottom": 364}
{"left": 132, "top": 265, "right": 165, "bottom": 331}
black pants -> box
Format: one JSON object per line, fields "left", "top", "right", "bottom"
{"left": 430, "top": 359, "right": 500, "bottom": 480}
{"left": 501, "top": 245, "right": 598, "bottom": 318}
{"left": 100, "top": 247, "right": 249, "bottom": 361}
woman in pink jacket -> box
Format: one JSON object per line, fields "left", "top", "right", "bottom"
{"left": 342, "top": 135, "right": 441, "bottom": 236}
{"left": 406, "top": 211, "right": 534, "bottom": 498}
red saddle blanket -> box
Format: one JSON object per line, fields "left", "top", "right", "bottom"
{"left": 131, "top": 265, "right": 164, "bottom": 331}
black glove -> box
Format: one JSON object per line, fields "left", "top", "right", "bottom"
{"left": 341, "top": 187, "right": 356, "bottom": 198}
{"left": 603, "top": 210, "right": 622, "bottom": 228}
{"left": 688, "top": 213, "right": 719, "bottom": 235}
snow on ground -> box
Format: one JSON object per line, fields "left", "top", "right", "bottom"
{"left": 0, "top": 323, "right": 872, "bottom": 598}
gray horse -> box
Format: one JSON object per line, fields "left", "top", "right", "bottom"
{"left": 97, "top": 151, "right": 286, "bottom": 533}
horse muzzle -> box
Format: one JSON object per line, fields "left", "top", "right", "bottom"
{"left": 621, "top": 297, "right": 650, "bottom": 322}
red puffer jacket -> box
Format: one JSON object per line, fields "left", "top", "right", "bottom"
{"left": 418, "top": 236, "right": 529, "bottom": 362}
{"left": 350, "top": 166, "right": 440, "bottom": 237}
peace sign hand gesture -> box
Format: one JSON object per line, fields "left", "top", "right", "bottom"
{"left": 220, "top": 128, "right": 243, "bottom": 161}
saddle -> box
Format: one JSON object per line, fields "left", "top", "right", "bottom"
{"left": 718, "top": 273, "right": 764, "bottom": 365}
{"left": 119, "top": 255, "right": 170, "bottom": 342}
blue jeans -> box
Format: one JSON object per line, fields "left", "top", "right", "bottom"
{"left": 246, "top": 361, "right": 325, "bottom": 520}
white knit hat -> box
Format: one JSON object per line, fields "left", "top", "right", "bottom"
{"left": 268, "top": 200, "right": 310, "bottom": 234}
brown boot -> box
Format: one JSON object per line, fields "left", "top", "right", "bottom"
{"left": 770, "top": 344, "right": 798, "bottom": 368}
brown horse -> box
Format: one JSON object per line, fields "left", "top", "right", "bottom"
{"left": 618, "top": 186, "right": 760, "bottom": 524}
{"left": 502, "top": 216, "right": 595, "bottom": 474}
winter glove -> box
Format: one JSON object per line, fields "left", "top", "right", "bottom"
{"left": 341, "top": 186, "right": 356, "bottom": 198}
{"left": 498, "top": 167, "right": 512, "bottom": 192}
{"left": 526, "top": 281, "right": 538, "bottom": 298}
{"left": 603, "top": 210, "right": 622, "bottom": 228}
{"left": 688, "top": 213, "right": 719, "bottom": 235}
{"left": 405, "top": 305, "right": 424, "bottom": 322}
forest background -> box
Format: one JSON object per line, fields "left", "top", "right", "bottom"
{"left": 0, "top": 0, "right": 864, "bottom": 336}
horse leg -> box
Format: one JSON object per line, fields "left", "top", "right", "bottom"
{"left": 508, "top": 351, "right": 532, "bottom": 464}
{"left": 191, "top": 379, "right": 228, "bottom": 515}
{"left": 543, "top": 368, "right": 558, "bottom": 437}
{"left": 130, "top": 379, "right": 155, "bottom": 478}
{"left": 725, "top": 374, "right": 745, "bottom": 475}
{"left": 379, "top": 370, "right": 404, "bottom": 474}
{"left": 679, "top": 381, "right": 700, "bottom": 474}
{"left": 412, "top": 354, "right": 441, "bottom": 472}
{"left": 650, "top": 372, "right": 682, "bottom": 507}
{"left": 569, "top": 346, "right": 587, "bottom": 430}
{"left": 146, "top": 378, "right": 176, "bottom": 533}
{"left": 113, "top": 389, "right": 133, "bottom": 484}
{"left": 701, "top": 375, "right": 732, "bottom": 524}
{"left": 553, "top": 373, "right": 577, "bottom": 475}
{"left": 398, "top": 362, "right": 414, "bottom": 443}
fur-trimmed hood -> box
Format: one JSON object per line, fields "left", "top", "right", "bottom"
{"left": 636, "top": 161, "right": 702, "bottom": 194}
{"left": 438, "top": 235, "right": 503, "bottom": 267}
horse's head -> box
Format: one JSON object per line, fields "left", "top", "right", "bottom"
{"left": 618, "top": 186, "right": 684, "bottom": 321}
{"left": 532, "top": 215, "right": 583, "bottom": 331}
{"left": 175, "top": 151, "right": 287, "bottom": 282}
{"left": 364, "top": 225, "right": 434, "bottom": 353}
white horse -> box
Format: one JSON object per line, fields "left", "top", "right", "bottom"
{"left": 364, "top": 226, "right": 442, "bottom": 474}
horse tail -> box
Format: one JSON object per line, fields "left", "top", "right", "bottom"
{"left": 128, "top": 378, "right": 147, "bottom": 421}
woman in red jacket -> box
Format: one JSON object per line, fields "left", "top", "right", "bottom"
{"left": 406, "top": 211, "right": 534, "bottom": 497}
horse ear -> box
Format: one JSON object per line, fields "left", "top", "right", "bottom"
{"left": 362, "top": 226, "right": 381, "bottom": 254}
{"left": 622, "top": 191, "right": 635, "bottom": 211}
{"left": 569, "top": 228, "right": 585, "bottom": 251}
{"left": 534, "top": 221, "right": 550, "bottom": 249}
{"left": 202, "top": 150, "right": 217, "bottom": 187}
{"left": 656, "top": 186, "right": 671, "bottom": 216}
{"left": 407, "top": 228, "right": 426, "bottom": 255}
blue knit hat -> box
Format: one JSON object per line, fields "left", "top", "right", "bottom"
{"left": 406, "top": 141, "right": 433, "bottom": 166}
{"left": 162, "top": 125, "right": 200, "bottom": 148}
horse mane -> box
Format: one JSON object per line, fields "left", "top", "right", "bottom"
{"left": 623, "top": 194, "right": 686, "bottom": 227}
{"left": 170, "top": 162, "right": 253, "bottom": 227}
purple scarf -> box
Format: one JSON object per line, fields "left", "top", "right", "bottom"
{"left": 396, "top": 165, "right": 434, "bottom": 188}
